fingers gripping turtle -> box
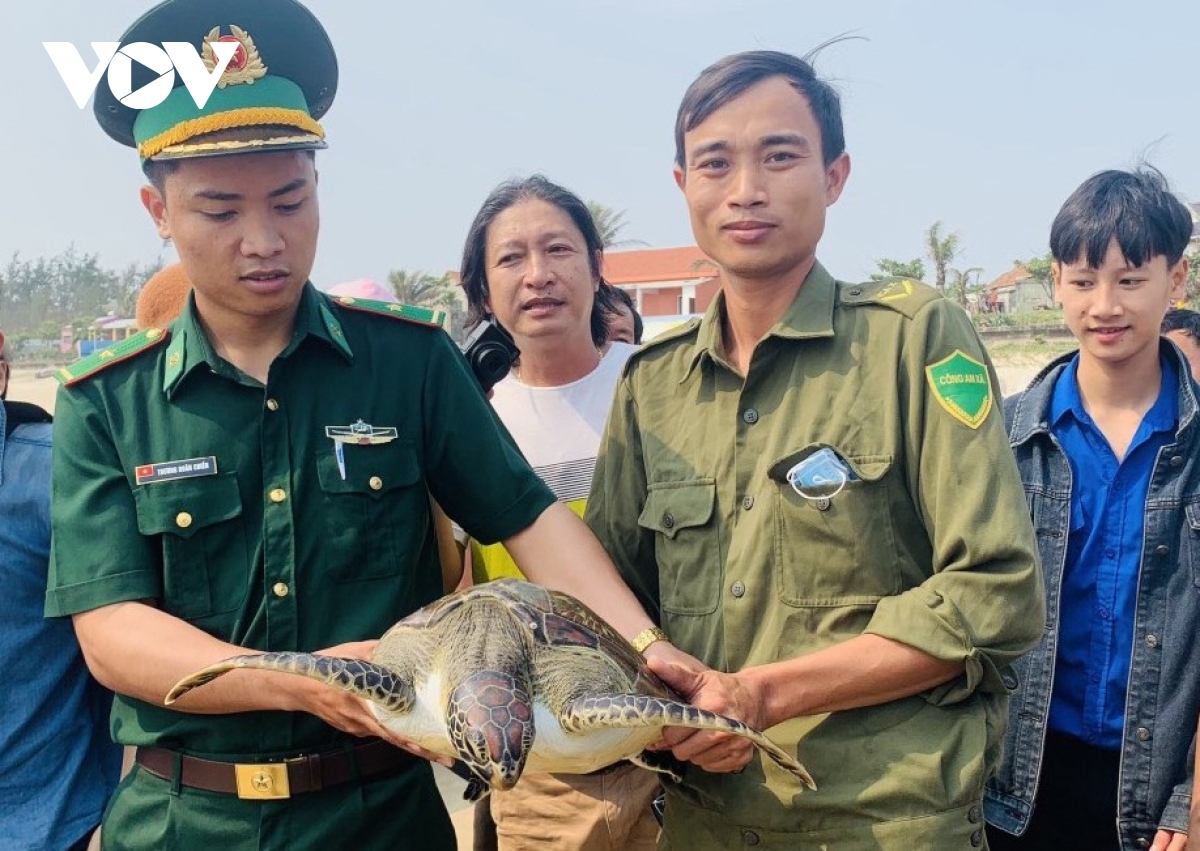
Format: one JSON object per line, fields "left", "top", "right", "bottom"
{"left": 165, "top": 579, "right": 816, "bottom": 799}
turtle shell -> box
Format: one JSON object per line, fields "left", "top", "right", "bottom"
{"left": 384, "top": 578, "right": 673, "bottom": 699}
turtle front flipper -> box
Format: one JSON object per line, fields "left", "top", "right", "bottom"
{"left": 628, "top": 749, "right": 684, "bottom": 783}
{"left": 165, "top": 652, "right": 415, "bottom": 713}
{"left": 560, "top": 694, "right": 816, "bottom": 791}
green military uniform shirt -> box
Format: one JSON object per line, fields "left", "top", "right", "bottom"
{"left": 46, "top": 284, "right": 556, "bottom": 850}
{"left": 585, "top": 264, "right": 1043, "bottom": 849}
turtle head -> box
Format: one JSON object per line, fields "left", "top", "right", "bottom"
{"left": 446, "top": 671, "right": 534, "bottom": 791}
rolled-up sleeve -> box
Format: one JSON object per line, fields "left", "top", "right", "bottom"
{"left": 864, "top": 299, "right": 1045, "bottom": 702}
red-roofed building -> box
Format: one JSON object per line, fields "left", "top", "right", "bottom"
{"left": 983, "top": 265, "right": 1054, "bottom": 313}
{"left": 602, "top": 246, "right": 720, "bottom": 317}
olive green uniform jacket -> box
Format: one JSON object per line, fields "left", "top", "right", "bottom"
{"left": 46, "top": 285, "right": 555, "bottom": 851}
{"left": 585, "top": 265, "right": 1043, "bottom": 850}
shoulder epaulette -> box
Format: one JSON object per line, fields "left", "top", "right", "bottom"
{"left": 634, "top": 317, "right": 701, "bottom": 354}
{"left": 331, "top": 295, "right": 446, "bottom": 329}
{"left": 56, "top": 327, "right": 170, "bottom": 387}
{"left": 838, "top": 278, "right": 941, "bottom": 319}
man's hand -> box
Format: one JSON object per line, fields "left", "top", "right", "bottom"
{"left": 290, "top": 640, "right": 454, "bottom": 768}
{"left": 645, "top": 653, "right": 758, "bottom": 773}
{"left": 1150, "top": 829, "right": 1185, "bottom": 851}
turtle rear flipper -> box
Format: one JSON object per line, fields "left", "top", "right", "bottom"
{"left": 165, "top": 652, "right": 416, "bottom": 713}
{"left": 560, "top": 694, "right": 816, "bottom": 791}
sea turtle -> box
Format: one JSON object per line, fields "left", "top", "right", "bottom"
{"left": 166, "top": 578, "right": 815, "bottom": 799}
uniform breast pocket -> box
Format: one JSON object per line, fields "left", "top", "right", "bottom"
{"left": 133, "top": 473, "right": 248, "bottom": 621}
{"left": 769, "top": 447, "right": 901, "bottom": 607}
{"left": 637, "top": 479, "right": 719, "bottom": 615}
{"left": 317, "top": 440, "right": 425, "bottom": 581}
{"left": 1184, "top": 501, "right": 1200, "bottom": 590}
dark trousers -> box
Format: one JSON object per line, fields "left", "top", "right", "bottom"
{"left": 989, "top": 729, "right": 1120, "bottom": 850}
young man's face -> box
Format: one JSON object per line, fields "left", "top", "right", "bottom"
{"left": 484, "top": 198, "right": 598, "bottom": 351}
{"left": 140, "top": 151, "right": 319, "bottom": 325}
{"left": 673, "top": 76, "right": 850, "bottom": 289}
{"left": 1165, "top": 329, "right": 1200, "bottom": 379}
{"left": 1053, "top": 238, "right": 1186, "bottom": 370}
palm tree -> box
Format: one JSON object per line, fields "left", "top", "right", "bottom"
{"left": 949, "top": 267, "right": 982, "bottom": 310}
{"left": 925, "top": 222, "right": 960, "bottom": 294}
{"left": 387, "top": 269, "right": 455, "bottom": 308}
{"left": 586, "top": 202, "right": 648, "bottom": 249}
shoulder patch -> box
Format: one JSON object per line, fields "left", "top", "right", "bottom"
{"left": 839, "top": 278, "right": 941, "bottom": 318}
{"left": 925, "top": 349, "right": 994, "bottom": 429}
{"left": 332, "top": 296, "right": 446, "bottom": 329}
{"left": 56, "top": 328, "right": 170, "bottom": 387}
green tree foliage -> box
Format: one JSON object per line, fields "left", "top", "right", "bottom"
{"left": 387, "top": 269, "right": 467, "bottom": 342}
{"left": 0, "top": 248, "right": 162, "bottom": 341}
{"left": 1186, "top": 246, "right": 1200, "bottom": 306}
{"left": 925, "top": 222, "right": 961, "bottom": 294}
{"left": 1016, "top": 253, "right": 1055, "bottom": 300}
{"left": 868, "top": 257, "right": 926, "bottom": 282}
{"left": 586, "top": 202, "right": 647, "bottom": 249}
{"left": 949, "top": 267, "right": 983, "bottom": 310}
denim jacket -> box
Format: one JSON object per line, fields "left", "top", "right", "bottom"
{"left": 0, "top": 401, "right": 121, "bottom": 850}
{"left": 984, "top": 342, "right": 1200, "bottom": 849}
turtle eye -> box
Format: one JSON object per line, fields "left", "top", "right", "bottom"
{"left": 467, "top": 728, "right": 489, "bottom": 763}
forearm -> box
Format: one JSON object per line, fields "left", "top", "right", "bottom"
{"left": 74, "top": 600, "right": 308, "bottom": 715}
{"left": 506, "top": 502, "right": 657, "bottom": 641}
{"left": 741, "top": 633, "right": 963, "bottom": 729}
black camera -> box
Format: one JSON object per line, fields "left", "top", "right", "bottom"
{"left": 460, "top": 320, "right": 520, "bottom": 394}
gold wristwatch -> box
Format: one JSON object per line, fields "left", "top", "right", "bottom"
{"left": 630, "top": 626, "right": 669, "bottom": 656}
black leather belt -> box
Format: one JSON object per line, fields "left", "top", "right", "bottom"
{"left": 135, "top": 738, "right": 416, "bottom": 800}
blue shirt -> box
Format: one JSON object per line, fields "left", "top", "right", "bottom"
{"left": 1047, "top": 354, "right": 1179, "bottom": 749}
{"left": 0, "top": 402, "right": 121, "bottom": 851}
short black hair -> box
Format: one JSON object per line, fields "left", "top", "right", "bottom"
{"left": 674, "top": 49, "right": 845, "bottom": 169}
{"left": 1163, "top": 307, "right": 1200, "bottom": 338}
{"left": 1049, "top": 166, "right": 1193, "bottom": 268}
{"left": 603, "top": 283, "right": 644, "bottom": 343}
{"left": 459, "top": 175, "right": 611, "bottom": 347}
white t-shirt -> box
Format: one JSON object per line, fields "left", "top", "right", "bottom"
{"left": 472, "top": 342, "right": 637, "bottom": 581}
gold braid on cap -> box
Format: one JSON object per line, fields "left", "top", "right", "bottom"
{"left": 138, "top": 107, "right": 324, "bottom": 159}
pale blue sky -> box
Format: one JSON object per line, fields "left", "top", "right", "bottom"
{"left": 5, "top": 1, "right": 1198, "bottom": 291}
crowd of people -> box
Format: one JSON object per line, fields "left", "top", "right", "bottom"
{"left": 5, "top": 0, "right": 1200, "bottom": 849}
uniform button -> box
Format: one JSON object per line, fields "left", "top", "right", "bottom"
{"left": 742, "top": 408, "right": 759, "bottom": 425}
{"left": 272, "top": 582, "right": 289, "bottom": 598}
{"left": 741, "top": 496, "right": 755, "bottom": 510}
{"left": 1146, "top": 634, "right": 1159, "bottom": 648}
{"left": 731, "top": 581, "right": 746, "bottom": 598}
{"left": 175, "top": 512, "right": 193, "bottom": 529}
{"left": 662, "top": 512, "right": 675, "bottom": 530}
{"left": 967, "top": 804, "right": 982, "bottom": 823}
{"left": 1136, "top": 838, "right": 1151, "bottom": 849}
{"left": 1154, "top": 545, "right": 1169, "bottom": 557}
{"left": 815, "top": 497, "right": 831, "bottom": 511}
{"left": 1136, "top": 726, "right": 1151, "bottom": 742}
{"left": 266, "top": 398, "right": 279, "bottom": 411}
{"left": 849, "top": 288, "right": 862, "bottom": 297}
{"left": 369, "top": 476, "right": 383, "bottom": 491}
{"left": 269, "top": 488, "right": 287, "bottom": 503}
{"left": 970, "top": 829, "right": 983, "bottom": 847}
{"left": 1002, "top": 673, "right": 1018, "bottom": 690}
{"left": 741, "top": 830, "right": 760, "bottom": 846}
{"left": 1170, "top": 455, "right": 1184, "bottom": 468}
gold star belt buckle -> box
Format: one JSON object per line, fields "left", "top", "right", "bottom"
{"left": 235, "top": 761, "right": 291, "bottom": 800}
